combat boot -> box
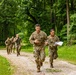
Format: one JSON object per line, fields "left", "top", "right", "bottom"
{"left": 37, "top": 66, "right": 41, "bottom": 72}
{"left": 50, "top": 63, "right": 54, "bottom": 68}
{"left": 17, "top": 52, "right": 19, "bottom": 56}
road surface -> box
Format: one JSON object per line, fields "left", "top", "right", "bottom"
{"left": 0, "top": 50, "right": 76, "bottom": 75}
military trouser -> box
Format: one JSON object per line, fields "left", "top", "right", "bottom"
{"left": 16, "top": 45, "right": 21, "bottom": 56}
{"left": 48, "top": 46, "right": 58, "bottom": 68}
{"left": 6, "top": 45, "right": 11, "bottom": 54}
{"left": 10, "top": 43, "right": 15, "bottom": 53}
{"left": 10, "top": 44, "right": 13, "bottom": 53}
{"left": 13, "top": 44, "right": 15, "bottom": 53}
{"left": 33, "top": 46, "right": 45, "bottom": 71}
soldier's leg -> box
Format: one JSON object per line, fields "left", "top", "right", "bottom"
{"left": 6, "top": 46, "right": 9, "bottom": 54}
{"left": 53, "top": 50, "right": 58, "bottom": 59}
{"left": 40, "top": 48, "right": 45, "bottom": 67}
{"left": 18, "top": 45, "right": 21, "bottom": 55}
{"left": 8, "top": 45, "right": 11, "bottom": 54}
{"left": 34, "top": 50, "right": 41, "bottom": 72}
{"left": 7, "top": 46, "right": 10, "bottom": 54}
{"left": 16, "top": 45, "right": 20, "bottom": 56}
{"left": 13, "top": 44, "right": 15, "bottom": 53}
{"left": 35, "top": 57, "right": 41, "bottom": 72}
{"left": 49, "top": 50, "right": 54, "bottom": 68}
{"left": 16, "top": 46, "right": 19, "bottom": 56}
{"left": 11, "top": 45, "right": 13, "bottom": 53}
{"left": 10, "top": 45, "right": 12, "bottom": 53}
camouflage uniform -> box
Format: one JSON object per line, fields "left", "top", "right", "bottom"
{"left": 10, "top": 37, "right": 15, "bottom": 53}
{"left": 5, "top": 38, "right": 11, "bottom": 54}
{"left": 47, "top": 35, "right": 59, "bottom": 68}
{"left": 13, "top": 38, "right": 16, "bottom": 53}
{"left": 15, "top": 37, "right": 21, "bottom": 56}
{"left": 29, "top": 31, "right": 47, "bottom": 72}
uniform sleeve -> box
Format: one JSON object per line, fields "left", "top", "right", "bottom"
{"left": 45, "top": 36, "right": 49, "bottom": 46}
{"left": 44, "top": 32, "right": 47, "bottom": 41}
{"left": 5, "top": 40, "right": 7, "bottom": 45}
{"left": 29, "top": 33, "right": 35, "bottom": 44}
{"left": 47, "top": 36, "right": 51, "bottom": 45}
{"left": 46, "top": 36, "right": 49, "bottom": 42}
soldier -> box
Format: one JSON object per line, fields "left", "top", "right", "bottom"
{"left": 15, "top": 34, "right": 21, "bottom": 56}
{"left": 5, "top": 37, "right": 11, "bottom": 54}
{"left": 47, "top": 29, "right": 59, "bottom": 68}
{"left": 29, "top": 24, "right": 47, "bottom": 72}
{"left": 13, "top": 38, "right": 16, "bottom": 53}
{"left": 10, "top": 36, "right": 15, "bottom": 53}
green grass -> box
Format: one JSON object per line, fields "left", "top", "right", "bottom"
{"left": 21, "top": 45, "right": 76, "bottom": 65}
{"left": 22, "top": 46, "right": 33, "bottom": 53}
{"left": 46, "top": 68, "right": 62, "bottom": 72}
{"left": 0, "top": 46, "right": 5, "bottom": 50}
{"left": 58, "top": 45, "right": 76, "bottom": 64}
{"left": 0, "top": 56, "right": 13, "bottom": 75}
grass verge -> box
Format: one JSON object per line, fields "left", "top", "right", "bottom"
{"left": 0, "top": 46, "right": 5, "bottom": 50}
{"left": 58, "top": 45, "right": 76, "bottom": 64}
{"left": 0, "top": 56, "right": 13, "bottom": 75}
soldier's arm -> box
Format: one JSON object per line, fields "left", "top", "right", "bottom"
{"left": 13, "top": 38, "right": 16, "bottom": 42}
{"left": 43, "top": 32, "right": 47, "bottom": 41}
{"left": 29, "top": 34, "right": 35, "bottom": 44}
{"left": 5, "top": 40, "right": 7, "bottom": 44}
{"left": 54, "top": 36, "right": 60, "bottom": 47}
{"left": 44, "top": 32, "right": 47, "bottom": 38}
{"left": 14, "top": 37, "right": 18, "bottom": 42}
{"left": 45, "top": 36, "right": 49, "bottom": 46}
{"left": 5, "top": 40, "right": 8, "bottom": 45}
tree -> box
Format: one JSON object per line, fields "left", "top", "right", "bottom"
{"left": 0, "top": 0, "right": 22, "bottom": 44}
{"left": 66, "top": 0, "right": 70, "bottom": 44}
{"left": 0, "top": 0, "right": 76, "bottom": 45}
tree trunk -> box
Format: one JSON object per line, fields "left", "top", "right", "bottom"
{"left": 66, "top": 0, "right": 70, "bottom": 44}
{"left": 50, "top": 0, "right": 53, "bottom": 23}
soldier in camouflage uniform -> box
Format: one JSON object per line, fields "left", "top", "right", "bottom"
{"left": 13, "top": 38, "right": 16, "bottom": 53}
{"left": 5, "top": 37, "right": 11, "bottom": 54}
{"left": 47, "top": 29, "right": 59, "bottom": 68}
{"left": 10, "top": 36, "right": 15, "bottom": 53}
{"left": 29, "top": 24, "right": 47, "bottom": 72}
{"left": 15, "top": 34, "right": 21, "bottom": 56}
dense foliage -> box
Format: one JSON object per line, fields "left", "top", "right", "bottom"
{"left": 0, "top": 0, "right": 76, "bottom": 45}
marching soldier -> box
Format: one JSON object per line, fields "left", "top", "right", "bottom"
{"left": 5, "top": 37, "right": 11, "bottom": 54}
{"left": 10, "top": 36, "right": 15, "bottom": 53}
{"left": 47, "top": 29, "right": 59, "bottom": 68}
{"left": 15, "top": 34, "right": 21, "bottom": 56}
{"left": 29, "top": 24, "right": 47, "bottom": 72}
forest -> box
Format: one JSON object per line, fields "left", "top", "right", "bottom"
{"left": 0, "top": 0, "right": 76, "bottom": 46}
